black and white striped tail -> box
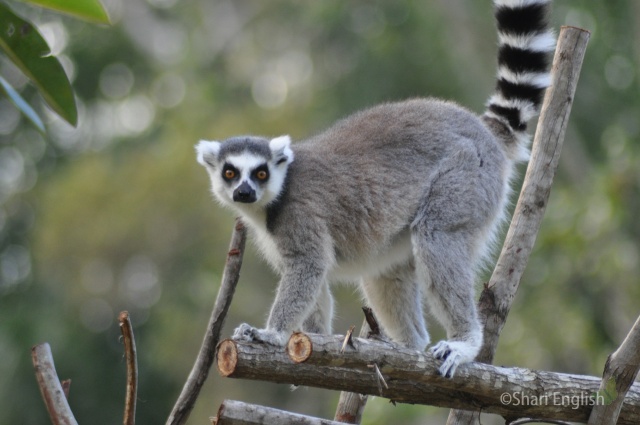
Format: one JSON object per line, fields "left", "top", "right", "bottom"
{"left": 485, "top": 0, "right": 555, "bottom": 161}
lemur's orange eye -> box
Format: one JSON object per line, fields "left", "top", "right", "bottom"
{"left": 224, "top": 169, "right": 236, "bottom": 179}
{"left": 256, "top": 170, "right": 268, "bottom": 180}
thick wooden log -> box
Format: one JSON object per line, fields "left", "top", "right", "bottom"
{"left": 212, "top": 400, "right": 345, "bottom": 425}
{"left": 217, "top": 334, "right": 640, "bottom": 424}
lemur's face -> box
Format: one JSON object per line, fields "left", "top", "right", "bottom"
{"left": 196, "top": 136, "right": 293, "bottom": 209}
{"left": 216, "top": 152, "right": 276, "bottom": 206}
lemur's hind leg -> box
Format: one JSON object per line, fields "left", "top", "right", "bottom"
{"left": 360, "top": 262, "right": 430, "bottom": 350}
{"left": 413, "top": 229, "right": 482, "bottom": 378}
{"left": 302, "top": 282, "right": 334, "bottom": 334}
{"left": 411, "top": 153, "right": 500, "bottom": 377}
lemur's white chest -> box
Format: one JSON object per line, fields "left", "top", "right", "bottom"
{"left": 236, "top": 212, "right": 283, "bottom": 270}
{"left": 242, "top": 212, "right": 413, "bottom": 282}
{"left": 328, "top": 230, "right": 414, "bottom": 282}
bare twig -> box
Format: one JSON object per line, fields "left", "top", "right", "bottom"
{"left": 119, "top": 311, "right": 138, "bottom": 425}
{"left": 367, "top": 363, "right": 388, "bottom": 394}
{"left": 166, "top": 218, "right": 247, "bottom": 425}
{"left": 341, "top": 325, "right": 356, "bottom": 353}
{"left": 32, "top": 343, "right": 78, "bottom": 425}
{"left": 447, "top": 24, "right": 591, "bottom": 425}
{"left": 362, "top": 307, "right": 381, "bottom": 338}
{"left": 588, "top": 314, "right": 640, "bottom": 424}
{"left": 60, "top": 380, "right": 71, "bottom": 399}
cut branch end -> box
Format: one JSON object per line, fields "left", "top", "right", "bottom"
{"left": 288, "top": 332, "right": 313, "bottom": 363}
{"left": 217, "top": 340, "right": 239, "bottom": 377}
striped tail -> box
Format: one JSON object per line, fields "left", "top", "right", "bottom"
{"left": 484, "top": 0, "right": 555, "bottom": 161}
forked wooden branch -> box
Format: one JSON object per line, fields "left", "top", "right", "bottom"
{"left": 447, "top": 24, "right": 591, "bottom": 425}
{"left": 216, "top": 334, "right": 640, "bottom": 424}
{"left": 588, "top": 314, "right": 640, "bottom": 424}
{"left": 213, "top": 400, "right": 345, "bottom": 425}
{"left": 32, "top": 343, "right": 78, "bottom": 425}
{"left": 119, "top": 311, "right": 138, "bottom": 425}
{"left": 166, "top": 218, "right": 247, "bottom": 425}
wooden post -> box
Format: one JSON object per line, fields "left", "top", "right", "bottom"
{"left": 166, "top": 219, "right": 247, "bottom": 425}
{"left": 447, "top": 24, "right": 591, "bottom": 425}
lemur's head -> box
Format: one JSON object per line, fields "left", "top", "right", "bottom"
{"left": 196, "top": 135, "right": 294, "bottom": 209}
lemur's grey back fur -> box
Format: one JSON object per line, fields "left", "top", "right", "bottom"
{"left": 196, "top": 0, "right": 554, "bottom": 378}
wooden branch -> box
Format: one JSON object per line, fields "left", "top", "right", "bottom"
{"left": 217, "top": 333, "right": 640, "bottom": 424}
{"left": 481, "top": 22, "right": 591, "bottom": 368}
{"left": 119, "top": 311, "right": 138, "bottom": 425}
{"left": 588, "top": 314, "right": 640, "bottom": 424}
{"left": 212, "top": 399, "right": 345, "bottom": 425}
{"left": 509, "top": 420, "right": 572, "bottom": 425}
{"left": 333, "top": 307, "right": 382, "bottom": 423}
{"left": 447, "top": 25, "right": 591, "bottom": 425}
{"left": 32, "top": 343, "right": 79, "bottom": 425}
{"left": 166, "top": 218, "right": 247, "bottom": 425}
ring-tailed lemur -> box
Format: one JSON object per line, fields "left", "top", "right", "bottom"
{"left": 196, "top": 0, "right": 554, "bottom": 377}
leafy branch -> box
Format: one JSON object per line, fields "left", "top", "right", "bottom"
{"left": 0, "top": 0, "right": 110, "bottom": 131}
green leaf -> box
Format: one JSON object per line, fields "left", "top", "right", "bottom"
{"left": 0, "top": 3, "right": 78, "bottom": 126}
{"left": 15, "top": 0, "right": 111, "bottom": 25}
{"left": 0, "top": 75, "right": 45, "bottom": 132}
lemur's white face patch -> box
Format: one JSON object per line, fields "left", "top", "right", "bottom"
{"left": 214, "top": 152, "right": 263, "bottom": 206}
{"left": 211, "top": 151, "right": 288, "bottom": 210}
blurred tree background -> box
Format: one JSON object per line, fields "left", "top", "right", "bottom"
{"left": 1, "top": 0, "right": 639, "bottom": 424}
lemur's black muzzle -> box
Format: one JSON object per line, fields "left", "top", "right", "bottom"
{"left": 233, "top": 181, "right": 257, "bottom": 203}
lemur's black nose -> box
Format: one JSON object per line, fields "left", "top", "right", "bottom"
{"left": 233, "top": 181, "right": 257, "bottom": 203}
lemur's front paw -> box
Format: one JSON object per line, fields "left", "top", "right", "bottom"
{"left": 431, "top": 340, "right": 479, "bottom": 378}
{"left": 232, "top": 323, "right": 287, "bottom": 345}
{"left": 232, "top": 323, "right": 258, "bottom": 341}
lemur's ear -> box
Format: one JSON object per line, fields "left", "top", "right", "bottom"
{"left": 269, "top": 135, "right": 294, "bottom": 165}
{"left": 196, "top": 140, "right": 221, "bottom": 167}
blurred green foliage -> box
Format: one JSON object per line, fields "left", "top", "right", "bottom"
{"left": 0, "top": 1, "right": 639, "bottom": 424}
